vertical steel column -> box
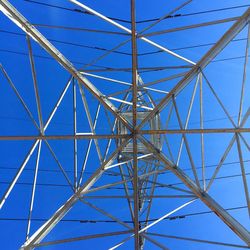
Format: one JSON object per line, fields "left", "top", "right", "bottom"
{"left": 131, "top": 0, "right": 140, "bottom": 248}
{"left": 73, "top": 78, "right": 78, "bottom": 191}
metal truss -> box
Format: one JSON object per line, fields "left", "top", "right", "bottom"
{"left": 0, "top": 0, "right": 249, "bottom": 249}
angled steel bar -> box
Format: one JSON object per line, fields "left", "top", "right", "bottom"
{"left": 103, "top": 118, "right": 118, "bottom": 161}
{"left": 81, "top": 72, "right": 131, "bottom": 86}
{"left": 147, "top": 233, "right": 250, "bottom": 249}
{"left": 43, "top": 140, "right": 74, "bottom": 191}
{"left": 145, "top": 177, "right": 193, "bottom": 194}
{"left": 139, "top": 135, "right": 250, "bottom": 246}
{"left": 33, "top": 23, "right": 129, "bottom": 36}
{"left": 80, "top": 37, "right": 132, "bottom": 72}
{"left": 26, "top": 35, "right": 44, "bottom": 133}
{"left": 141, "top": 71, "right": 188, "bottom": 88}
{"left": 119, "top": 164, "right": 134, "bottom": 220}
{"left": 26, "top": 140, "right": 42, "bottom": 240}
{"left": 104, "top": 90, "right": 132, "bottom": 161}
{"left": 44, "top": 77, "right": 73, "bottom": 131}
{"left": 0, "top": 134, "right": 129, "bottom": 140}
{"left": 78, "top": 104, "right": 101, "bottom": 186}
{"left": 34, "top": 230, "right": 133, "bottom": 247}
{"left": 78, "top": 85, "right": 103, "bottom": 163}
{"left": 139, "top": 128, "right": 250, "bottom": 134}
{"left": 0, "top": 140, "right": 39, "bottom": 209}
{"left": 82, "top": 65, "right": 192, "bottom": 73}
{"left": 144, "top": 166, "right": 160, "bottom": 226}
{"left": 73, "top": 79, "right": 78, "bottom": 190}
{"left": 143, "top": 16, "right": 240, "bottom": 37}
{"left": 141, "top": 236, "right": 169, "bottom": 250}
{"left": 109, "top": 235, "right": 169, "bottom": 250}
{"left": 81, "top": 71, "right": 169, "bottom": 94}
{"left": 20, "top": 137, "right": 131, "bottom": 249}
{"left": 0, "top": 0, "right": 132, "bottom": 131}
{"left": 140, "top": 37, "right": 195, "bottom": 65}
{"left": 172, "top": 96, "right": 200, "bottom": 187}
{"left": 137, "top": 0, "right": 192, "bottom": 35}
{"left": 176, "top": 74, "right": 199, "bottom": 165}
{"left": 0, "top": 64, "right": 40, "bottom": 131}
{"left": 108, "top": 97, "right": 153, "bottom": 110}
{"left": 105, "top": 154, "right": 153, "bottom": 170}
{"left": 238, "top": 23, "right": 250, "bottom": 126}
{"left": 86, "top": 168, "right": 192, "bottom": 196}
{"left": 164, "top": 103, "right": 175, "bottom": 162}
{"left": 199, "top": 74, "right": 206, "bottom": 190}
{"left": 130, "top": 0, "right": 140, "bottom": 248}
{"left": 107, "top": 165, "right": 194, "bottom": 195}
{"left": 202, "top": 73, "right": 236, "bottom": 127}
{"left": 139, "top": 199, "right": 196, "bottom": 234}
{"left": 236, "top": 134, "right": 250, "bottom": 217}
{"left": 239, "top": 133, "right": 250, "bottom": 151}
{"left": 80, "top": 198, "right": 133, "bottom": 229}
{"left": 206, "top": 134, "right": 236, "bottom": 191}
{"left": 109, "top": 85, "right": 169, "bottom": 96}
{"left": 137, "top": 7, "right": 250, "bottom": 130}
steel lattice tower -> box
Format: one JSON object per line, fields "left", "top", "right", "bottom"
{"left": 0, "top": 0, "right": 249, "bottom": 249}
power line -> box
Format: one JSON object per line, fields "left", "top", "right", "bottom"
{"left": 0, "top": 205, "right": 246, "bottom": 223}
{"left": 0, "top": 29, "right": 247, "bottom": 57}
{"left": 0, "top": 47, "right": 248, "bottom": 74}
{"left": 136, "top": 5, "right": 250, "bottom": 23}
{"left": 138, "top": 38, "right": 247, "bottom": 56}
{"left": 0, "top": 171, "right": 249, "bottom": 190}
{"left": 24, "top": 0, "right": 132, "bottom": 24}
{"left": 0, "top": 48, "right": 191, "bottom": 72}
{"left": 0, "top": 157, "right": 248, "bottom": 176}
{"left": 23, "top": 0, "right": 250, "bottom": 24}
{"left": 0, "top": 48, "right": 110, "bottom": 70}
{"left": 0, "top": 29, "right": 130, "bottom": 55}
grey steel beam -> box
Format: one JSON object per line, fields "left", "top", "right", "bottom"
{"left": 130, "top": 0, "right": 140, "bottom": 248}
{"left": 143, "top": 16, "right": 240, "bottom": 37}
{"left": 78, "top": 104, "right": 101, "bottom": 186}
{"left": 72, "top": 79, "right": 78, "bottom": 190}
{"left": 139, "top": 135, "right": 250, "bottom": 246}
{"left": 34, "top": 230, "right": 133, "bottom": 247}
{"left": 78, "top": 85, "right": 103, "bottom": 163}
{"left": 147, "top": 233, "right": 250, "bottom": 249}
{"left": 0, "top": 0, "right": 132, "bottom": 131}
{"left": 25, "top": 141, "right": 42, "bottom": 240}
{"left": 0, "top": 140, "right": 39, "bottom": 209}
{"left": 26, "top": 35, "right": 44, "bottom": 133}
{"left": 238, "top": 23, "right": 250, "bottom": 126}
{"left": 139, "top": 128, "right": 250, "bottom": 134}
{"left": 81, "top": 195, "right": 195, "bottom": 199}
{"left": 137, "top": 7, "right": 250, "bottom": 130}
{"left": 0, "top": 65, "right": 40, "bottom": 131}
{"left": 0, "top": 134, "right": 130, "bottom": 140}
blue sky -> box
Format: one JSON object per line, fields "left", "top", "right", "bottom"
{"left": 0, "top": 0, "right": 249, "bottom": 249}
